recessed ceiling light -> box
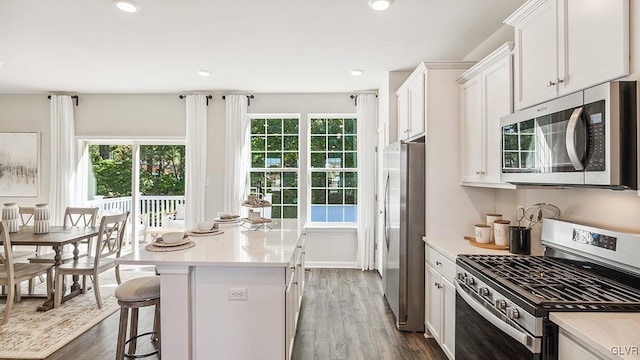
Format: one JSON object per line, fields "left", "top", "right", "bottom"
{"left": 116, "top": 0, "right": 140, "bottom": 13}
{"left": 350, "top": 69, "right": 364, "bottom": 76}
{"left": 197, "top": 70, "right": 211, "bottom": 77}
{"left": 368, "top": 0, "right": 394, "bottom": 11}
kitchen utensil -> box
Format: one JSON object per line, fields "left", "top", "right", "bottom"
{"left": 515, "top": 206, "right": 525, "bottom": 227}
{"left": 523, "top": 202, "right": 561, "bottom": 228}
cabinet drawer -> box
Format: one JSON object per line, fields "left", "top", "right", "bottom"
{"left": 426, "top": 246, "right": 456, "bottom": 281}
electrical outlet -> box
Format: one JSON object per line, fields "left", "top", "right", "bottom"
{"left": 228, "top": 287, "right": 247, "bottom": 301}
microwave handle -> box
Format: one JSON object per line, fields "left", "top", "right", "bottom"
{"left": 566, "top": 107, "right": 585, "bottom": 170}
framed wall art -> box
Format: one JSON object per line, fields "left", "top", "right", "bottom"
{"left": 0, "top": 132, "right": 39, "bottom": 197}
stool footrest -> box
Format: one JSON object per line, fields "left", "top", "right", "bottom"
{"left": 123, "top": 331, "right": 159, "bottom": 359}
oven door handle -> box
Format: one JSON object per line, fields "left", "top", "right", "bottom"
{"left": 455, "top": 280, "right": 541, "bottom": 354}
{"left": 566, "top": 107, "right": 585, "bottom": 170}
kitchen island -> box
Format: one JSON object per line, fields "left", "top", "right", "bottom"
{"left": 116, "top": 222, "right": 305, "bottom": 360}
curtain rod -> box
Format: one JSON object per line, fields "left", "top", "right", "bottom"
{"left": 47, "top": 95, "right": 79, "bottom": 106}
{"left": 349, "top": 94, "right": 377, "bottom": 106}
{"left": 221, "top": 94, "right": 255, "bottom": 106}
{"left": 178, "top": 94, "right": 214, "bottom": 106}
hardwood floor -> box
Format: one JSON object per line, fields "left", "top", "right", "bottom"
{"left": 45, "top": 269, "right": 446, "bottom": 360}
{"left": 291, "top": 269, "right": 447, "bottom": 360}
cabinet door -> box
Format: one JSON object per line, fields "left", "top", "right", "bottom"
{"left": 513, "top": 0, "right": 558, "bottom": 110}
{"left": 558, "top": 330, "right": 604, "bottom": 360}
{"left": 441, "top": 279, "right": 456, "bottom": 360}
{"left": 460, "top": 74, "right": 484, "bottom": 183}
{"left": 559, "top": 0, "right": 629, "bottom": 95}
{"left": 482, "top": 55, "right": 512, "bottom": 184}
{"left": 285, "top": 272, "right": 296, "bottom": 360}
{"left": 397, "top": 90, "right": 409, "bottom": 140}
{"left": 407, "top": 73, "right": 425, "bottom": 138}
{"left": 425, "top": 264, "right": 443, "bottom": 342}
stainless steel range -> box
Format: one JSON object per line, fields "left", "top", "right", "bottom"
{"left": 455, "top": 218, "right": 640, "bottom": 360}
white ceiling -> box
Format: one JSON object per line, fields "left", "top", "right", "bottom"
{"left": 0, "top": 0, "right": 525, "bottom": 94}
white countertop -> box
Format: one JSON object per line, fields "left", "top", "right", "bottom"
{"left": 551, "top": 312, "right": 640, "bottom": 360}
{"left": 117, "top": 223, "right": 303, "bottom": 267}
{"left": 424, "top": 235, "right": 544, "bottom": 262}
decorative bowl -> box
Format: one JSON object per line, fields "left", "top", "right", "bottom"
{"left": 162, "top": 231, "right": 186, "bottom": 244}
{"left": 197, "top": 221, "right": 215, "bottom": 231}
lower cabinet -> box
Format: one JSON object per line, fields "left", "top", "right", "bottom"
{"left": 285, "top": 235, "right": 305, "bottom": 360}
{"left": 425, "top": 243, "right": 455, "bottom": 360}
{"left": 558, "top": 329, "right": 604, "bottom": 360}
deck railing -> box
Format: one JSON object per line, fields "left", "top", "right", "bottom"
{"left": 88, "top": 195, "right": 185, "bottom": 228}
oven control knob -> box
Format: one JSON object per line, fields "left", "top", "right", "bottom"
{"left": 495, "top": 299, "right": 507, "bottom": 310}
{"left": 478, "top": 287, "right": 489, "bottom": 296}
{"left": 464, "top": 277, "right": 475, "bottom": 286}
{"left": 507, "top": 308, "right": 520, "bottom": 319}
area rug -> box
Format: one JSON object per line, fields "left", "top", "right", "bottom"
{"left": 0, "top": 267, "right": 155, "bottom": 359}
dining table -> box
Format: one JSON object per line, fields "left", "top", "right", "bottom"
{"left": 8, "top": 225, "right": 100, "bottom": 311}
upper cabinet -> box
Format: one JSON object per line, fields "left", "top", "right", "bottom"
{"left": 396, "top": 62, "right": 474, "bottom": 142}
{"left": 457, "top": 43, "right": 516, "bottom": 189}
{"left": 397, "top": 69, "right": 425, "bottom": 141}
{"left": 505, "top": 0, "right": 629, "bottom": 110}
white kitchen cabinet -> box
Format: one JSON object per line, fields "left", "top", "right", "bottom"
{"left": 506, "top": 0, "right": 629, "bottom": 110}
{"left": 425, "top": 243, "right": 455, "bottom": 360}
{"left": 397, "top": 62, "right": 473, "bottom": 142}
{"left": 397, "top": 70, "right": 425, "bottom": 141}
{"left": 285, "top": 235, "right": 305, "bottom": 360}
{"left": 458, "top": 43, "right": 516, "bottom": 189}
{"left": 558, "top": 329, "right": 604, "bottom": 360}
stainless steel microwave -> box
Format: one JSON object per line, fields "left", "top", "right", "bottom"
{"left": 500, "top": 81, "right": 637, "bottom": 190}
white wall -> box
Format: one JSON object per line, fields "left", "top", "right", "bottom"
{"left": 0, "top": 95, "right": 50, "bottom": 207}
{"left": 463, "top": 25, "right": 515, "bottom": 61}
{"left": 0, "top": 92, "right": 359, "bottom": 267}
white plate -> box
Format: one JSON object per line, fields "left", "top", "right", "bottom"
{"left": 215, "top": 217, "right": 241, "bottom": 223}
{"left": 189, "top": 228, "right": 222, "bottom": 234}
{"left": 154, "top": 237, "right": 191, "bottom": 247}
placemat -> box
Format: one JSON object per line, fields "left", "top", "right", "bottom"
{"left": 145, "top": 240, "right": 196, "bottom": 252}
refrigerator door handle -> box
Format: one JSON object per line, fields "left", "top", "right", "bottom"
{"left": 384, "top": 173, "right": 390, "bottom": 252}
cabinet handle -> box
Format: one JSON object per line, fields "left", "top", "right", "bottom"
{"left": 475, "top": 171, "right": 480, "bottom": 175}
{"left": 557, "top": 78, "right": 564, "bottom": 84}
{"left": 436, "top": 261, "right": 442, "bottom": 266}
{"left": 547, "top": 80, "right": 557, "bottom": 87}
{"left": 434, "top": 282, "right": 442, "bottom": 289}
{"left": 293, "top": 282, "right": 298, "bottom": 285}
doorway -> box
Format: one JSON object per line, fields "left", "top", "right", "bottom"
{"left": 82, "top": 140, "right": 185, "bottom": 248}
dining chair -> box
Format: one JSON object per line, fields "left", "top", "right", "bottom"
{"left": 0, "top": 222, "right": 54, "bottom": 325}
{"left": 54, "top": 211, "right": 129, "bottom": 309}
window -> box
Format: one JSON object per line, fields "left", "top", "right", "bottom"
{"left": 249, "top": 117, "right": 299, "bottom": 219}
{"left": 309, "top": 116, "right": 358, "bottom": 223}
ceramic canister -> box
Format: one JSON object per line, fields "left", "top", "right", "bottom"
{"left": 486, "top": 213, "right": 502, "bottom": 243}
{"left": 33, "top": 203, "right": 50, "bottom": 234}
{"left": 2, "top": 203, "right": 20, "bottom": 233}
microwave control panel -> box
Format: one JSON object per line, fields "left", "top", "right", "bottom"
{"left": 584, "top": 100, "right": 606, "bottom": 172}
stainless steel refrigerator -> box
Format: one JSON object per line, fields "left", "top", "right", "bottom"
{"left": 382, "top": 141, "right": 425, "bottom": 332}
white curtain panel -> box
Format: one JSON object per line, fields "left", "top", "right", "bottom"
{"left": 185, "top": 95, "right": 208, "bottom": 230}
{"left": 223, "top": 95, "right": 249, "bottom": 215}
{"left": 356, "top": 94, "right": 378, "bottom": 271}
{"left": 49, "top": 95, "right": 76, "bottom": 225}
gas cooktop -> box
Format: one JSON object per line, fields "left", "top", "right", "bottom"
{"left": 458, "top": 254, "right": 640, "bottom": 311}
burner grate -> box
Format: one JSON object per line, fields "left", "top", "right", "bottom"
{"left": 465, "top": 255, "right": 640, "bottom": 305}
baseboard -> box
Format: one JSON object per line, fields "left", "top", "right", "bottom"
{"left": 305, "top": 261, "right": 357, "bottom": 269}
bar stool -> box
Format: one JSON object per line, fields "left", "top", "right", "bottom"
{"left": 115, "top": 276, "right": 161, "bottom": 359}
